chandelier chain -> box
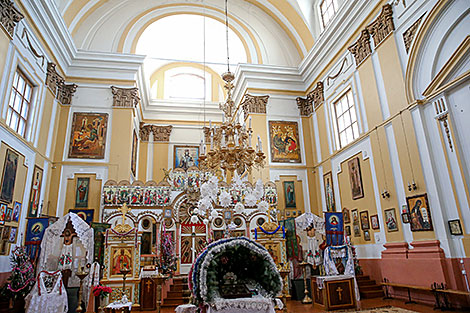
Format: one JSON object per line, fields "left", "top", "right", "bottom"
{"left": 225, "top": 0, "right": 230, "bottom": 73}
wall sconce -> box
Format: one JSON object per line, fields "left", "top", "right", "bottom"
{"left": 381, "top": 189, "right": 390, "bottom": 199}
{"left": 408, "top": 181, "right": 417, "bottom": 191}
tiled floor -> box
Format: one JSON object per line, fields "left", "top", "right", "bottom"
{"left": 156, "top": 298, "right": 469, "bottom": 313}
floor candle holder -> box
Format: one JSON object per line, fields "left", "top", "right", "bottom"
{"left": 299, "top": 262, "right": 312, "bottom": 304}
{"left": 119, "top": 267, "right": 131, "bottom": 302}
{"left": 76, "top": 266, "right": 89, "bottom": 313}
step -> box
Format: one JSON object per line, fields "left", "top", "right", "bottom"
{"left": 167, "top": 291, "right": 184, "bottom": 298}
{"left": 357, "top": 279, "right": 376, "bottom": 286}
{"left": 356, "top": 275, "right": 371, "bottom": 281}
{"left": 162, "top": 297, "right": 190, "bottom": 306}
{"left": 361, "top": 290, "right": 385, "bottom": 299}
{"left": 359, "top": 284, "right": 383, "bottom": 292}
{"left": 171, "top": 284, "right": 185, "bottom": 291}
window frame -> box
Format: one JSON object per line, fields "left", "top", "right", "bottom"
{"left": 331, "top": 88, "right": 360, "bottom": 149}
{"left": 6, "top": 68, "right": 34, "bottom": 138}
{"left": 319, "top": 0, "right": 339, "bottom": 30}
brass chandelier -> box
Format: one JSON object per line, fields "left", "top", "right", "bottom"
{"left": 198, "top": 0, "right": 265, "bottom": 175}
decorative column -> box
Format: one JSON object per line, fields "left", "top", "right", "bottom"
{"left": 240, "top": 94, "right": 269, "bottom": 181}
{"left": 109, "top": 86, "right": 139, "bottom": 180}
{"left": 147, "top": 132, "right": 154, "bottom": 181}
{"left": 140, "top": 125, "right": 172, "bottom": 182}
{"left": 296, "top": 82, "right": 323, "bottom": 214}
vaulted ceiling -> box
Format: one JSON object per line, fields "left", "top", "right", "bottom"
{"left": 52, "top": 0, "right": 315, "bottom": 67}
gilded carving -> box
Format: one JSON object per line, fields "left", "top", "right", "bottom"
{"left": 403, "top": 15, "right": 424, "bottom": 53}
{"left": 296, "top": 82, "right": 323, "bottom": 116}
{"left": 0, "top": 0, "right": 24, "bottom": 38}
{"left": 111, "top": 86, "right": 140, "bottom": 108}
{"left": 241, "top": 94, "right": 269, "bottom": 117}
{"left": 203, "top": 126, "right": 222, "bottom": 145}
{"left": 348, "top": 30, "right": 372, "bottom": 66}
{"left": 139, "top": 124, "right": 173, "bottom": 142}
{"left": 367, "top": 4, "right": 395, "bottom": 47}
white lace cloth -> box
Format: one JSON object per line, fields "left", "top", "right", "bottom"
{"left": 38, "top": 213, "right": 94, "bottom": 306}
{"left": 207, "top": 296, "right": 280, "bottom": 313}
{"left": 175, "top": 304, "right": 198, "bottom": 313}
{"left": 88, "top": 262, "right": 101, "bottom": 288}
{"left": 140, "top": 268, "right": 159, "bottom": 278}
{"left": 106, "top": 301, "right": 132, "bottom": 309}
{"left": 295, "top": 213, "right": 325, "bottom": 235}
{"left": 25, "top": 271, "right": 68, "bottom": 313}
{"left": 315, "top": 274, "right": 354, "bottom": 289}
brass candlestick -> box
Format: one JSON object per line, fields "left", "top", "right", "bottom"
{"left": 119, "top": 267, "right": 131, "bottom": 302}
{"left": 154, "top": 273, "right": 168, "bottom": 313}
{"left": 299, "top": 262, "right": 312, "bottom": 304}
{"left": 76, "top": 266, "right": 89, "bottom": 313}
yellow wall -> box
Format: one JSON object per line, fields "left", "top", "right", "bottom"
{"left": 108, "top": 108, "right": 134, "bottom": 180}
{"left": 153, "top": 142, "right": 169, "bottom": 183}
{"left": 138, "top": 141, "right": 148, "bottom": 181}
{"left": 36, "top": 90, "right": 55, "bottom": 156}
{"left": 377, "top": 36, "right": 408, "bottom": 116}
{"left": 337, "top": 153, "right": 378, "bottom": 245}
{"left": 248, "top": 113, "right": 270, "bottom": 182}
{"left": 64, "top": 174, "right": 102, "bottom": 221}
{"left": 0, "top": 143, "right": 28, "bottom": 217}
{"left": 315, "top": 105, "right": 330, "bottom": 161}
{"left": 358, "top": 59, "right": 384, "bottom": 128}
{"left": 275, "top": 175, "right": 305, "bottom": 219}
{"left": 0, "top": 31, "right": 10, "bottom": 90}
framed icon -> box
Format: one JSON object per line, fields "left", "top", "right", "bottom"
{"left": 448, "top": 220, "right": 463, "bottom": 236}
{"left": 370, "top": 214, "right": 379, "bottom": 230}
{"left": 360, "top": 211, "right": 370, "bottom": 230}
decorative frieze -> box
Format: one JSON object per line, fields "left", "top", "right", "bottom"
{"left": 0, "top": 0, "right": 24, "bottom": 38}
{"left": 367, "top": 4, "right": 395, "bottom": 47}
{"left": 111, "top": 86, "right": 140, "bottom": 108}
{"left": 241, "top": 94, "right": 269, "bottom": 117}
{"left": 296, "top": 82, "right": 324, "bottom": 116}
{"left": 139, "top": 125, "right": 172, "bottom": 142}
{"left": 403, "top": 15, "right": 424, "bottom": 53}
{"left": 57, "top": 83, "right": 78, "bottom": 105}
{"left": 348, "top": 30, "right": 372, "bottom": 66}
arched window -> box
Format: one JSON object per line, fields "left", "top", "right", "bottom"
{"left": 136, "top": 14, "right": 247, "bottom": 101}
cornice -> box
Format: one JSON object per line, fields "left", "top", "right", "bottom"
{"left": 20, "top": 0, "right": 144, "bottom": 82}
{"left": 298, "top": 0, "right": 381, "bottom": 91}
{"left": 233, "top": 63, "right": 304, "bottom": 106}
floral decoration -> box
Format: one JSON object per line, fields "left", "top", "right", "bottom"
{"left": 189, "top": 237, "right": 282, "bottom": 306}
{"left": 92, "top": 284, "right": 112, "bottom": 299}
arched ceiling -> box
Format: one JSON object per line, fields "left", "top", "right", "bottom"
{"left": 52, "top": 0, "right": 315, "bottom": 67}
